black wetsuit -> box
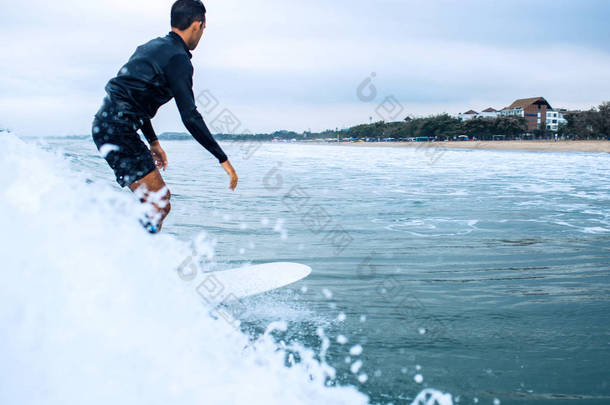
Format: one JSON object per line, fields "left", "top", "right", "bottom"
{"left": 92, "top": 31, "right": 227, "bottom": 187}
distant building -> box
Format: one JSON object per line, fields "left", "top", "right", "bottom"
{"left": 498, "top": 97, "right": 552, "bottom": 131}
{"left": 545, "top": 109, "right": 568, "bottom": 132}
{"left": 479, "top": 107, "right": 498, "bottom": 119}
{"left": 457, "top": 107, "right": 498, "bottom": 121}
{"left": 455, "top": 98, "right": 576, "bottom": 133}
{"left": 458, "top": 110, "right": 479, "bottom": 121}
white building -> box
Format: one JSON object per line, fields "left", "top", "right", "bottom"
{"left": 497, "top": 107, "right": 525, "bottom": 118}
{"left": 458, "top": 110, "right": 478, "bottom": 121}
{"left": 478, "top": 107, "right": 499, "bottom": 118}
{"left": 499, "top": 107, "right": 566, "bottom": 132}
{"left": 498, "top": 106, "right": 566, "bottom": 132}
{"left": 544, "top": 110, "right": 567, "bottom": 132}
{"left": 459, "top": 98, "right": 569, "bottom": 132}
{"left": 458, "top": 107, "right": 499, "bottom": 121}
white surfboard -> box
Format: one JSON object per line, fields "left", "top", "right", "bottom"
{"left": 198, "top": 262, "right": 311, "bottom": 303}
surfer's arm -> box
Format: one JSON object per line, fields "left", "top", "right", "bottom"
{"left": 139, "top": 118, "right": 167, "bottom": 170}
{"left": 166, "top": 55, "right": 228, "bottom": 164}
{"left": 221, "top": 160, "right": 238, "bottom": 191}
{"left": 140, "top": 118, "right": 158, "bottom": 144}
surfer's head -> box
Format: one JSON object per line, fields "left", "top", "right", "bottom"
{"left": 171, "top": 0, "right": 207, "bottom": 51}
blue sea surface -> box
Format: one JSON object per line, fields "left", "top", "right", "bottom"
{"left": 43, "top": 138, "right": 610, "bottom": 404}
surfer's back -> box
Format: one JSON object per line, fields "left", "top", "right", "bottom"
{"left": 104, "top": 33, "right": 193, "bottom": 119}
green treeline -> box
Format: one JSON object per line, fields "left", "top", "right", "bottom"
{"left": 211, "top": 115, "right": 529, "bottom": 142}
{"left": 347, "top": 114, "right": 529, "bottom": 141}
{"left": 160, "top": 101, "right": 610, "bottom": 141}
{"left": 563, "top": 102, "right": 610, "bottom": 139}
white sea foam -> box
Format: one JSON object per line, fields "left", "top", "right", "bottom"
{"left": 0, "top": 134, "right": 369, "bottom": 404}
{"left": 581, "top": 227, "right": 610, "bottom": 234}
{"left": 372, "top": 217, "right": 479, "bottom": 237}
{"left": 0, "top": 134, "right": 455, "bottom": 405}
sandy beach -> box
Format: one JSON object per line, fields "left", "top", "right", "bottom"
{"left": 313, "top": 140, "right": 610, "bottom": 153}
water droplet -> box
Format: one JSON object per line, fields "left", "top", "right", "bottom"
{"left": 349, "top": 344, "right": 363, "bottom": 356}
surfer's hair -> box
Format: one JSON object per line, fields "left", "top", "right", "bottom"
{"left": 171, "top": 0, "right": 206, "bottom": 30}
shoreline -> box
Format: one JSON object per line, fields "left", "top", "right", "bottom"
{"left": 308, "top": 140, "right": 610, "bottom": 153}
{"left": 23, "top": 135, "right": 610, "bottom": 153}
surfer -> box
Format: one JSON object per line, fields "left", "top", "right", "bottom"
{"left": 91, "top": 0, "right": 238, "bottom": 233}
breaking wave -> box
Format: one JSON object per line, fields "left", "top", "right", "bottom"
{"left": 0, "top": 133, "right": 369, "bottom": 404}
{"left": 0, "top": 133, "right": 453, "bottom": 405}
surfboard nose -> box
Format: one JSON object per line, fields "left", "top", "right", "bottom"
{"left": 202, "top": 262, "right": 313, "bottom": 302}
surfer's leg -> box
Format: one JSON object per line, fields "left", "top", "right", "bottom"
{"left": 129, "top": 169, "right": 172, "bottom": 231}
{"left": 92, "top": 111, "right": 170, "bottom": 232}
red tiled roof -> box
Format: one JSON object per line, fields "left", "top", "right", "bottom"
{"left": 463, "top": 110, "right": 478, "bottom": 114}
{"left": 482, "top": 107, "right": 497, "bottom": 112}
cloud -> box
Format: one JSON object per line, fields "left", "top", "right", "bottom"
{"left": 1, "top": 0, "right": 609, "bottom": 135}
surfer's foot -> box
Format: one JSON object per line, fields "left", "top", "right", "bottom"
{"left": 139, "top": 215, "right": 159, "bottom": 234}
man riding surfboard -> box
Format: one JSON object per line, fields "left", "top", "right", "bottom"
{"left": 92, "top": 0, "right": 238, "bottom": 233}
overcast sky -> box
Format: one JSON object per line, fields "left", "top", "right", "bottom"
{"left": 1, "top": 0, "right": 609, "bottom": 136}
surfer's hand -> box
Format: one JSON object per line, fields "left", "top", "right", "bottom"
{"left": 221, "top": 160, "right": 238, "bottom": 191}
{"left": 150, "top": 141, "right": 168, "bottom": 171}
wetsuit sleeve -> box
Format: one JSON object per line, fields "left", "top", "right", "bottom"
{"left": 165, "top": 54, "right": 228, "bottom": 163}
{"left": 140, "top": 118, "right": 158, "bottom": 143}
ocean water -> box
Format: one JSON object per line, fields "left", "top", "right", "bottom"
{"left": 3, "top": 134, "right": 610, "bottom": 404}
